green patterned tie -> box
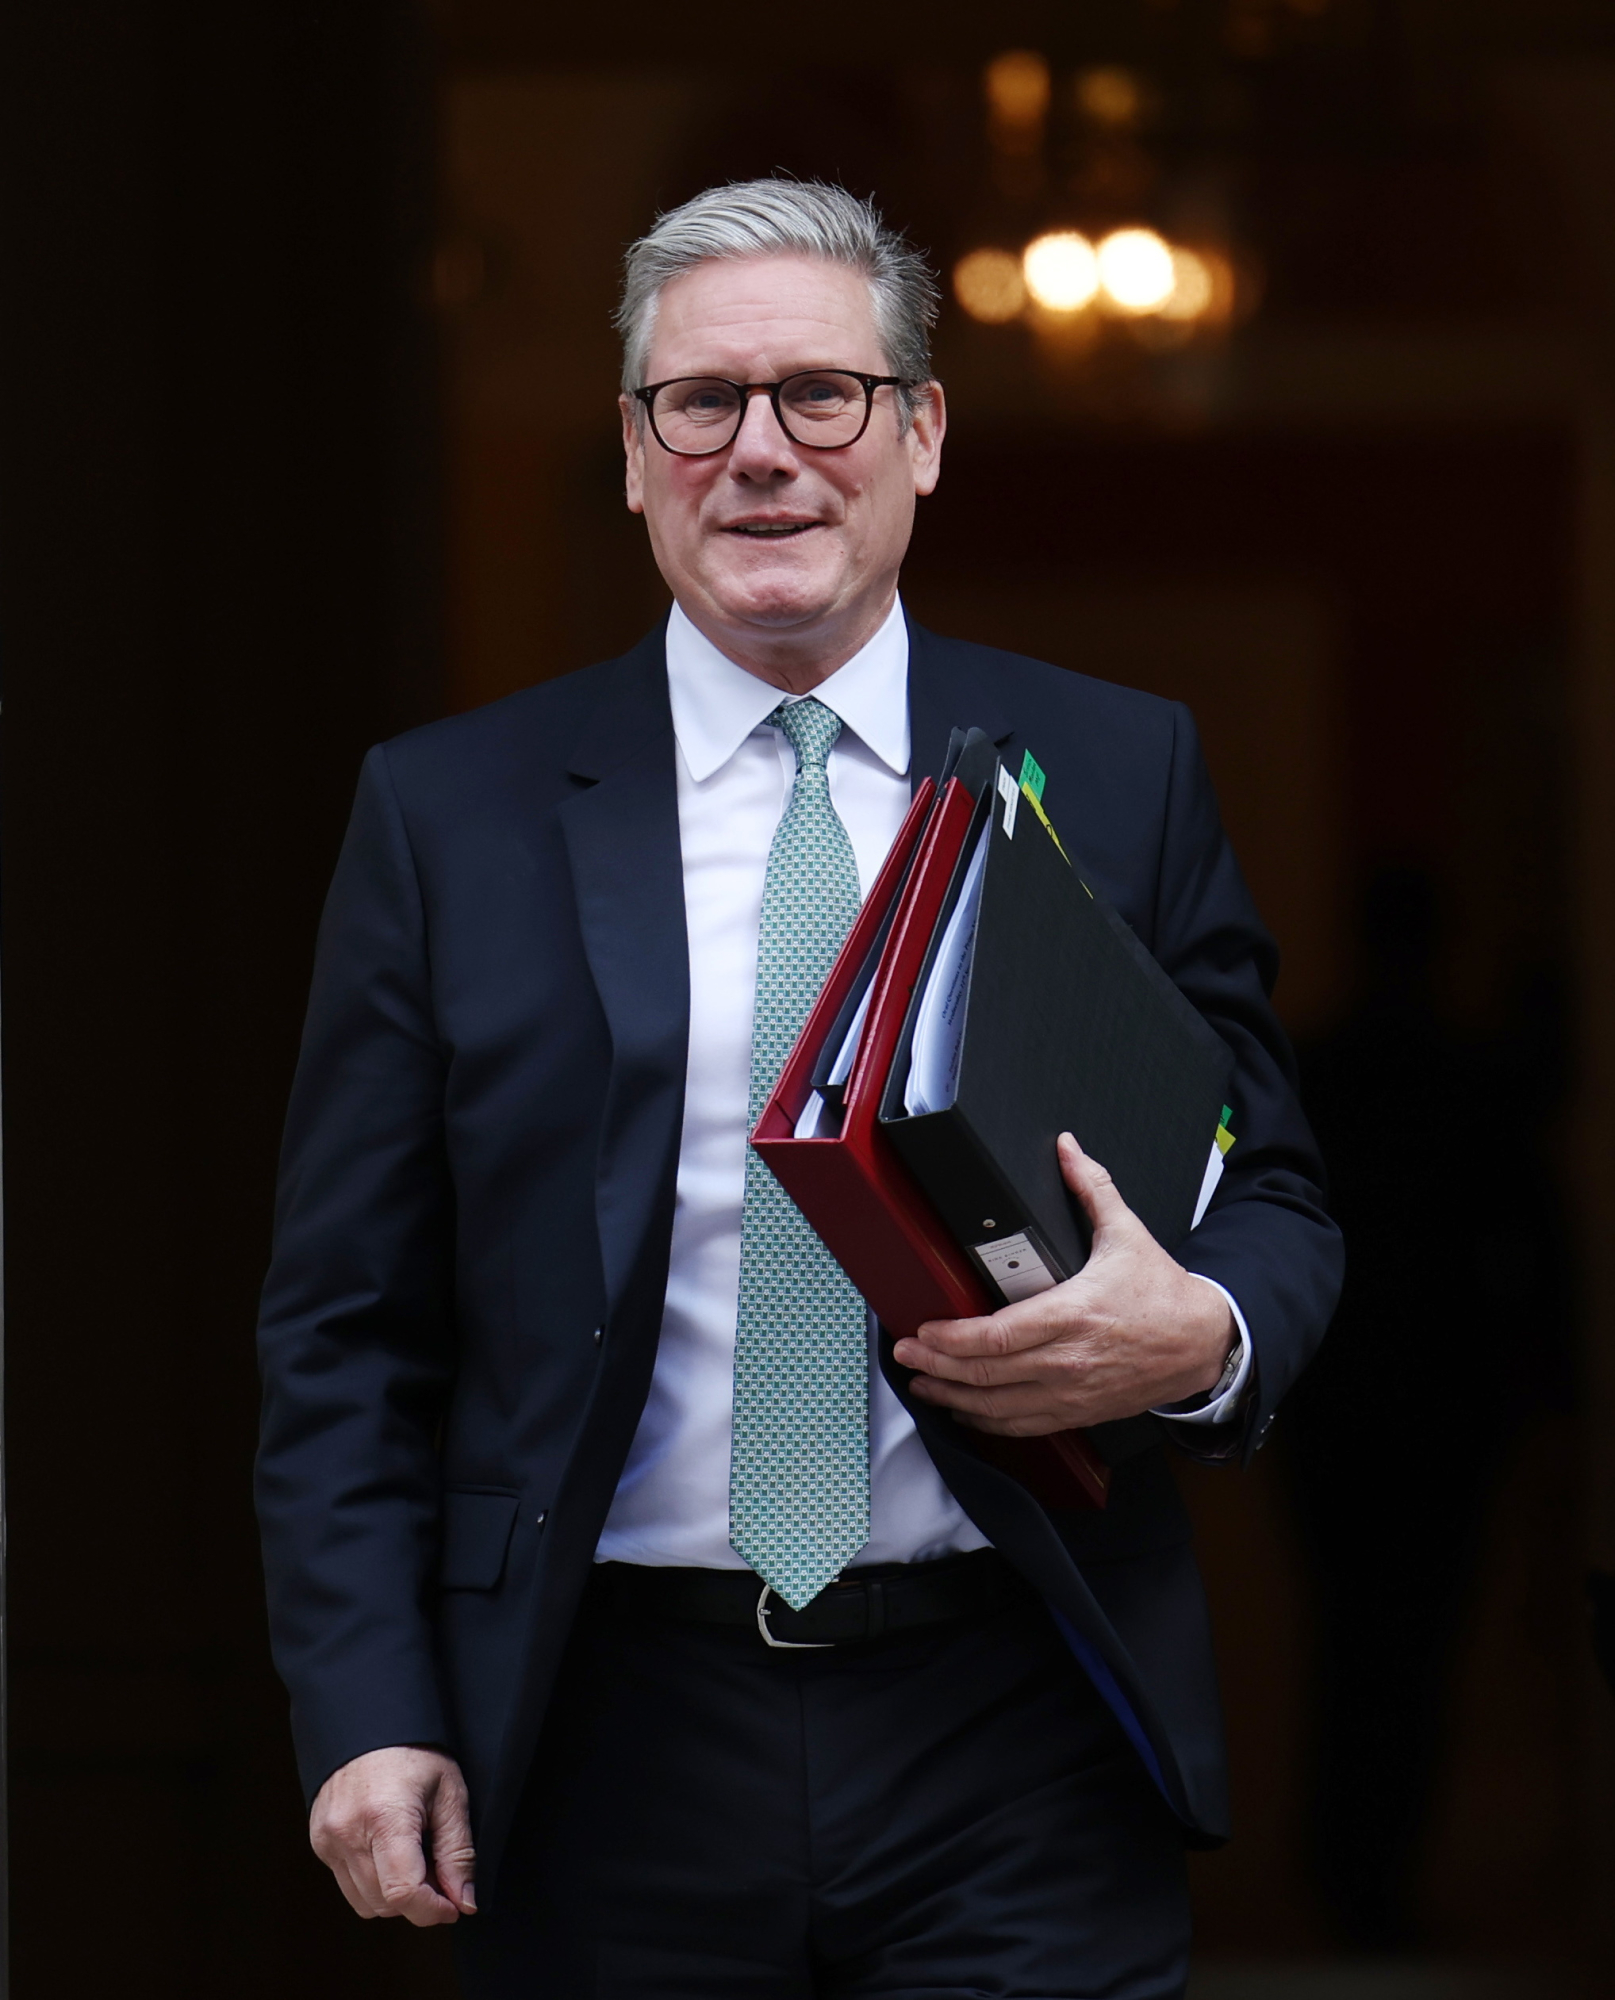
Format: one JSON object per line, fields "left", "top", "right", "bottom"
{"left": 730, "top": 697, "right": 870, "bottom": 1610}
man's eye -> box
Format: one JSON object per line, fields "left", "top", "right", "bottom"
{"left": 682, "top": 386, "right": 738, "bottom": 419}
{"left": 785, "top": 375, "right": 852, "bottom": 417}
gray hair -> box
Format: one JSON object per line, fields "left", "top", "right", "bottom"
{"left": 616, "top": 179, "right": 939, "bottom": 425}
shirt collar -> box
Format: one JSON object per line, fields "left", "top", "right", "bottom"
{"left": 664, "top": 597, "right": 910, "bottom": 784}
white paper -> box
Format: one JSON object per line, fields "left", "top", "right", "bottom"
{"left": 1190, "top": 1141, "right": 1224, "bottom": 1229}
{"left": 826, "top": 977, "right": 874, "bottom": 1090}
{"left": 792, "top": 976, "right": 876, "bottom": 1138}
{"left": 973, "top": 1231, "right": 1059, "bottom": 1304}
{"left": 904, "top": 820, "right": 991, "bottom": 1117}
{"left": 793, "top": 1090, "right": 828, "bottom": 1139}
{"left": 996, "top": 764, "right": 1020, "bottom": 838}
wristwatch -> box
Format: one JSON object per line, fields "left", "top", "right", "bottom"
{"left": 1207, "top": 1332, "right": 1245, "bottom": 1402}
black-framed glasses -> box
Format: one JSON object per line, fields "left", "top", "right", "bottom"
{"left": 632, "top": 369, "right": 913, "bottom": 457}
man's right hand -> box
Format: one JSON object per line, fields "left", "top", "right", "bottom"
{"left": 309, "top": 1745, "right": 477, "bottom": 1925}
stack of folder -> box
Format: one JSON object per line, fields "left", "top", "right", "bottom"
{"left": 751, "top": 729, "right": 1235, "bottom": 1512}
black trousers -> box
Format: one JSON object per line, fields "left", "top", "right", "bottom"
{"left": 453, "top": 1571, "right": 1190, "bottom": 2000}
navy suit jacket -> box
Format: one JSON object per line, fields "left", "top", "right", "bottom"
{"left": 255, "top": 615, "right": 1342, "bottom": 1889}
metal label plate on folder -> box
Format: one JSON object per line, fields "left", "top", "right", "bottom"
{"left": 972, "top": 1232, "right": 1058, "bottom": 1303}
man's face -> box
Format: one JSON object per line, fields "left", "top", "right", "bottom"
{"left": 622, "top": 254, "right": 944, "bottom": 668}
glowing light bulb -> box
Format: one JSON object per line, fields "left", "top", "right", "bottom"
{"left": 1096, "top": 228, "right": 1176, "bottom": 313}
{"left": 1158, "top": 247, "right": 1215, "bottom": 322}
{"left": 985, "top": 50, "right": 1051, "bottom": 132}
{"left": 1074, "top": 66, "right": 1144, "bottom": 129}
{"left": 953, "top": 248, "right": 1027, "bottom": 324}
{"left": 1022, "top": 231, "right": 1100, "bottom": 313}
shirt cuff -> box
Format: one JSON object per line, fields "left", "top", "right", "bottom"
{"left": 1152, "top": 1277, "right": 1252, "bottom": 1428}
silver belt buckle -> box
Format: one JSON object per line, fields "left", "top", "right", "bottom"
{"left": 756, "top": 1582, "right": 835, "bottom": 1650}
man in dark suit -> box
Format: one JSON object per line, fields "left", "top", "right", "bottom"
{"left": 256, "top": 180, "right": 1342, "bottom": 1998}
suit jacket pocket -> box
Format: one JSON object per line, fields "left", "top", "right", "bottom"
{"left": 440, "top": 1487, "right": 520, "bottom": 1591}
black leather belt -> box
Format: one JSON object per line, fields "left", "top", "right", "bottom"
{"left": 590, "top": 1549, "right": 1029, "bottom": 1650}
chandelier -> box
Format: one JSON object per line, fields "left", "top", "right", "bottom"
{"left": 952, "top": 51, "right": 1248, "bottom": 350}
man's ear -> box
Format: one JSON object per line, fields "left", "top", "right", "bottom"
{"left": 621, "top": 396, "right": 646, "bottom": 516}
{"left": 909, "top": 381, "right": 946, "bottom": 499}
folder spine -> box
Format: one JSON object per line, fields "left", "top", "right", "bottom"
{"left": 885, "top": 1109, "right": 1012, "bottom": 1247}
{"left": 883, "top": 1107, "right": 1075, "bottom": 1304}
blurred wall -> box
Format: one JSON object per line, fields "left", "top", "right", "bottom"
{"left": 1, "top": 2, "right": 457, "bottom": 1992}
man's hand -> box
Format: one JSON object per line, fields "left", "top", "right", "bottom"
{"left": 891, "top": 1133, "right": 1234, "bottom": 1435}
{"left": 309, "top": 1745, "right": 476, "bottom": 1925}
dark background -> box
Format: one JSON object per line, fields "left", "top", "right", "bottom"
{"left": 4, "top": 2, "right": 1615, "bottom": 1994}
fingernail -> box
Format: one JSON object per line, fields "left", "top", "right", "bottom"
{"left": 462, "top": 1887, "right": 477, "bottom": 1913}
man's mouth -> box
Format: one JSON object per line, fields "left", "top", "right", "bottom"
{"left": 725, "top": 521, "right": 819, "bottom": 538}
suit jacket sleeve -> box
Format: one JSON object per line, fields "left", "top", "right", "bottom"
{"left": 1151, "top": 704, "right": 1343, "bottom": 1462}
{"left": 255, "top": 743, "right": 456, "bottom": 1803}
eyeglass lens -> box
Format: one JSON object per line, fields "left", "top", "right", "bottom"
{"left": 649, "top": 372, "right": 873, "bottom": 454}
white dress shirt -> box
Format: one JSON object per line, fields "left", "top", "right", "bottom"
{"left": 595, "top": 596, "right": 1249, "bottom": 1572}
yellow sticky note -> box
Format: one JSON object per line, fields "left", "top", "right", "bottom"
{"left": 1020, "top": 782, "right": 1070, "bottom": 864}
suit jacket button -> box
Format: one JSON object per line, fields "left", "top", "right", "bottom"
{"left": 592, "top": 1327, "right": 603, "bottom": 1345}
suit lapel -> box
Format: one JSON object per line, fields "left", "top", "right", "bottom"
{"left": 905, "top": 612, "right": 1015, "bottom": 793}
{"left": 555, "top": 611, "right": 1018, "bottom": 1344}
{"left": 557, "top": 627, "right": 690, "bottom": 1319}
{"left": 552, "top": 614, "right": 1022, "bottom": 1313}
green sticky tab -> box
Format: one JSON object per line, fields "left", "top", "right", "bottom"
{"left": 1221, "top": 1106, "right": 1233, "bottom": 1127}
{"left": 1019, "top": 750, "right": 1047, "bottom": 802}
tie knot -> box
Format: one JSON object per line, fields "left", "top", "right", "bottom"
{"left": 770, "top": 697, "right": 842, "bottom": 773}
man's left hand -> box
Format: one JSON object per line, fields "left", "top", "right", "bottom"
{"left": 891, "top": 1133, "right": 1233, "bottom": 1435}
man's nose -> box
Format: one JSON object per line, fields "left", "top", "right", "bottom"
{"left": 727, "top": 387, "right": 798, "bottom": 477}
